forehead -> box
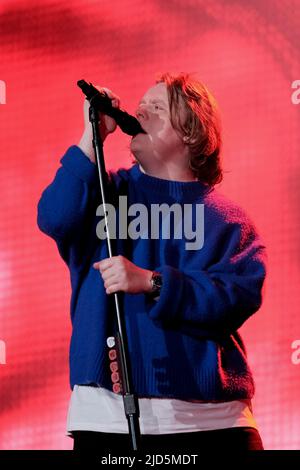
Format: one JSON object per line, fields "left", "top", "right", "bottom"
{"left": 140, "top": 82, "right": 169, "bottom": 103}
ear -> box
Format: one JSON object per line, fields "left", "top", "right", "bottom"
{"left": 183, "top": 135, "right": 197, "bottom": 144}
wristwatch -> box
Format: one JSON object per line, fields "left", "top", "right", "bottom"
{"left": 150, "top": 271, "right": 163, "bottom": 296}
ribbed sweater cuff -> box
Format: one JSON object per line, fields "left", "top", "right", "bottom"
{"left": 60, "top": 145, "right": 98, "bottom": 186}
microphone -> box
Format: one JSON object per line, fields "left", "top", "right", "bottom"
{"left": 77, "top": 80, "right": 146, "bottom": 137}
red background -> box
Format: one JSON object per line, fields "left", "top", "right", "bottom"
{"left": 0, "top": 0, "right": 299, "bottom": 450}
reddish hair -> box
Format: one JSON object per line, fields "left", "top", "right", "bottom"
{"left": 157, "top": 73, "right": 223, "bottom": 187}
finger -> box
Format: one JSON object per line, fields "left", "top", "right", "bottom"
{"left": 93, "top": 256, "right": 121, "bottom": 273}
{"left": 95, "top": 85, "right": 105, "bottom": 93}
{"left": 102, "top": 271, "right": 119, "bottom": 283}
{"left": 101, "top": 87, "right": 120, "bottom": 107}
{"left": 105, "top": 282, "right": 121, "bottom": 295}
{"left": 111, "top": 98, "right": 120, "bottom": 108}
{"left": 93, "top": 258, "right": 113, "bottom": 272}
{"left": 93, "top": 261, "right": 102, "bottom": 270}
{"left": 104, "top": 277, "right": 119, "bottom": 291}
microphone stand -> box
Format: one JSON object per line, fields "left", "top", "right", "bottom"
{"left": 88, "top": 96, "right": 141, "bottom": 452}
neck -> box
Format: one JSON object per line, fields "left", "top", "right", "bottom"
{"left": 138, "top": 161, "right": 197, "bottom": 182}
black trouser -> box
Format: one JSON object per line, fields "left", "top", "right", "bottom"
{"left": 72, "top": 427, "right": 264, "bottom": 452}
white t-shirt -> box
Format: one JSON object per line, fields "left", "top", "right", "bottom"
{"left": 67, "top": 385, "right": 257, "bottom": 435}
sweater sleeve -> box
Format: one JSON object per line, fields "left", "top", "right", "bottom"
{"left": 146, "top": 221, "right": 267, "bottom": 337}
{"left": 37, "top": 146, "right": 103, "bottom": 265}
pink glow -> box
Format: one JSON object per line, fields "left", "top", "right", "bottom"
{"left": 0, "top": 0, "right": 299, "bottom": 450}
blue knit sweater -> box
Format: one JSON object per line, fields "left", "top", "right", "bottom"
{"left": 37, "top": 146, "right": 266, "bottom": 401}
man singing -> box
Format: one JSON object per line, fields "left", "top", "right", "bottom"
{"left": 37, "top": 73, "right": 266, "bottom": 452}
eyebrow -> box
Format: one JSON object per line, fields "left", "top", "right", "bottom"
{"left": 139, "top": 99, "right": 167, "bottom": 106}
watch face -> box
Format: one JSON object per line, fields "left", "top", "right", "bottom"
{"left": 153, "top": 274, "right": 162, "bottom": 287}
{"left": 151, "top": 272, "right": 162, "bottom": 292}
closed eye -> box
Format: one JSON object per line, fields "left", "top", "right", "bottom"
{"left": 139, "top": 100, "right": 167, "bottom": 111}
